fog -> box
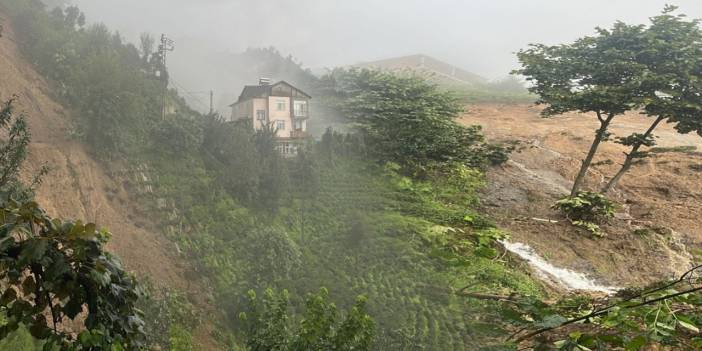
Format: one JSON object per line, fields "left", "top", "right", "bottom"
{"left": 66, "top": 0, "right": 702, "bottom": 112}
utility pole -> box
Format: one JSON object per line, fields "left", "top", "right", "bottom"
{"left": 159, "top": 34, "right": 175, "bottom": 119}
{"left": 209, "top": 90, "right": 214, "bottom": 115}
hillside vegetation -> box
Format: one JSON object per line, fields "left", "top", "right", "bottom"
{"left": 1, "top": 1, "right": 702, "bottom": 351}
{"left": 0, "top": 1, "right": 542, "bottom": 350}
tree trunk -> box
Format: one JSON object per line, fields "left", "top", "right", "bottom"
{"left": 602, "top": 116, "right": 665, "bottom": 194}
{"left": 570, "top": 112, "right": 615, "bottom": 196}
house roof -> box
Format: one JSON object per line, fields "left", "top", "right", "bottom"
{"left": 238, "top": 85, "right": 271, "bottom": 101}
{"left": 230, "top": 81, "right": 311, "bottom": 107}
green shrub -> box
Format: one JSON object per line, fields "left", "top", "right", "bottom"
{"left": 553, "top": 192, "right": 616, "bottom": 236}
{"left": 139, "top": 284, "right": 200, "bottom": 351}
{"left": 553, "top": 191, "right": 616, "bottom": 222}
{"left": 241, "top": 288, "right": 375, "bottom": 351}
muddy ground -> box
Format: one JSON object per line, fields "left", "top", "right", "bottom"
{"left": 460, "top": 104, "right": 702, "bottom": 288}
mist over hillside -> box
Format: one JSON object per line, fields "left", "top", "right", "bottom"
{"left": 63, "top": 0, "right": 702, "bottom": 113}
{"left": 0, "top": 1, "right": 701, "bottom": 350}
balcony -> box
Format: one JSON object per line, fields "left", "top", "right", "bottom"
{"left": 293, "top": 110, "right": 309, "bottom": 119}
{"left": 289, "top": 130, "right": 310, "bottom": 139}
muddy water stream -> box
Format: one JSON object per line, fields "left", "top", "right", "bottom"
{"left": 501, "top": 241, "right": 619, "bottom": 295}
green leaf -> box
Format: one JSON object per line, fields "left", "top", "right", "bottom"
{"left": 29, "top": 315, "right": 50, "bottom": 339}
{"left": 84, "top": 222, "right": 97, "bottom": 235}
{"left": 537, "top": 314, "right": 568, "bottom": 328}
{"left": 625, "top": 335, "right": 647, "bottom": 350}
{"left": 68, "top": 220, "right": 85, "bottom": 238}
{"left": 21, "top": 276, "right": 36, "bottom": 295}
{"left": 0, "top": 288, "right": 17, "bottom": 305}
{"left": 19, "top": 238, "right": 48, "bottom": 263}
{"left": 0, "top": 223, "right": 15, "bottom": 238}
{"left": 64, "top": 296, "right": 84, "bottom": 319}
{"left": 677, "top": 320, "right": 699, "bottom": 333}
{"left": 474, "top": 246, "right": 497, "bottom": 258}
{"left": 656, "top": 322, "right": 675, "bottom": 331}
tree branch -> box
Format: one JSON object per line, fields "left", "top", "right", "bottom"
{"left": 458, "top": 292, "right": 517, "bottom": 302}
{"left": 596, "top": 111, "right": 605, "bottom": 124}
{"left": 512, "top": 264, "right": 702, "bottom": 343}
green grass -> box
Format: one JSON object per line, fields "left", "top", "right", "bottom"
{"left": 449, "top": 87, "right": 536, "bottom": 105}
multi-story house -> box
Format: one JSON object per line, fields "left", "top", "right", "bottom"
{"left": 229, "top": 78, "right": 311, "bottom": 156}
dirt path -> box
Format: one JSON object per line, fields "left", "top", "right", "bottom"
{"left": 460, "top": 104, "right": 702, "bottom": 288}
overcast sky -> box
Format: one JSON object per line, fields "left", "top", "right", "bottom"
{"left": 68, "top": 0, "right": 702, "bottom": 110}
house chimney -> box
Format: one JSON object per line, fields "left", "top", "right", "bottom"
{"left": 259, "top": 77, "right": 271, "bottom": 86}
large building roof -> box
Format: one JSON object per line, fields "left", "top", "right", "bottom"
{"left": 354, "top": 54, "right": 487, "bottom": 87}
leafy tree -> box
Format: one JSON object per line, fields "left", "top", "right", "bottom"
{"left": 517, "top": 7, "right": 702, "bottom": 196}
{"left": 289, "top": 150, "right": 319, "bottom": 242}
{"left": 245, "top": 228, "right": 302, "bottom": 285}
{"left": 515, "top": 20, "right": 651, "bottom": 196}
{"left": 0, "top": 196, "right": 146, "bottom": 350}
{"left": 601, "top": 6, "right": 702, "bottom": 193}
{"left": 138, "top": 32, "right": 155, "bottom": 65}
{"left": 485, "top": 76, "right": 528, "bottom": 93}
{"left": 138, "top": 285, "right": 199, "bottom": 351}
{"left": 325, "top": 68, "right": 507, "bottom": 172}
{"left": 202, "top": 116, "right": 261, "bottom": 204}
{"left": 0, "top": 95, "right": 143, "bottom": 349}
{"left": 201, "top": 115, "right": 290, "bottom": 212}
{"left": 254, "top": 124, "right": 289, "bottom": 212}
{"left": 241, "top": 288, "right": 375, "bottom": 351}
{"left": 152, "top": 114, "right": 203, "bottom": 156}
{"left": 3, "top": 1, "right": 166, "bottom": 158}
{"left": 50, "top": 5, "right": 85, "bottom": 30}
{"left": 0, "top": 97, "right": 31, "bottom": 196}
{"left": 316, "top": 127, "right": 366, "bottom": 165}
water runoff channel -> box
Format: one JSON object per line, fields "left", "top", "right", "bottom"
{"left": 500, "top": 240, "right": 620, "bottom": 295}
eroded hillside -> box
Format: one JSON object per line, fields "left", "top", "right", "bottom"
{"left": 0, "top": 10, "right": 189, "bottom": 291}
{"left": 0, "top": 12, "right": 222, "bottom": 349}
{"left": 461, "top": 104, "right": 702, "bottom": 288}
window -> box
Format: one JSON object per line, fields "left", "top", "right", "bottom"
{"left": 256, "top": 110, "right": 266, "bottom": 121}
{"left": 279, "top": 143, "right": 297, "bottom": 155}
{"left": 294, "top": 100, "right": 307, "bottom": 116}
{"left": 294, "top": 119, "right": 304, "bottom": 130}
{"left": 276, "top": 100, "right": 286, "bottom": 111}
{"left": 276, "top": 120, "right": 286, "bottom": 131}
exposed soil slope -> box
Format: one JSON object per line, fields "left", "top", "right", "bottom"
{"left": 0, "top": 13, "right": 222, "bottom": 348}
{"left": 0, "top": 12, "right": 188, "bottom": 292}
{"left": 461, "top": 104, "right": 702, "bottom": 288}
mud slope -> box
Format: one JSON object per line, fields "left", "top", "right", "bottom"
{"left": 0, "top": 13, "right": 224, "bottom": 349}
{"left": 461, "top": 104, "right": 702, "bottom": 288}
{"left": 0, "top": 13, "right": 190, "bottom": 296}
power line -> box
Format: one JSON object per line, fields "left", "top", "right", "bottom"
{"left": 187, "top": 90, "right": 214, "bottom": 114}
{"left": 155, "top": 34, "right": 217, "bottom": 116}
{"left": 169, "top": 79, "right": 211, "bottom": 112}
{"left": 185, "top": 90, "right": 214, "bottom": 113}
